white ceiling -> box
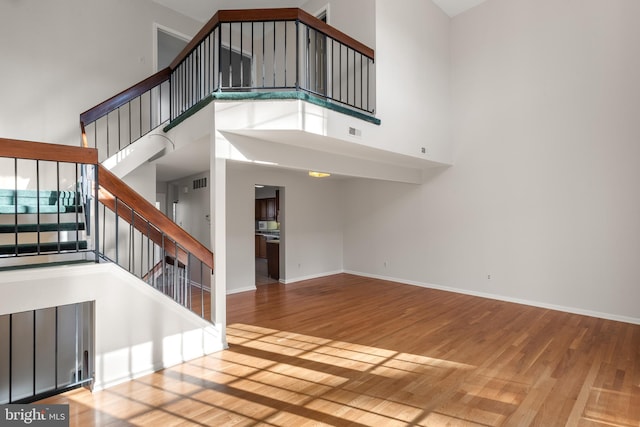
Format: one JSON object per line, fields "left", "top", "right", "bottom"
{"left": 152, "top": 0, "right": 305, "bottom": 23}
{"left": 152, "top": 0, "right": 488, "bottom": 22}
{"left": 148, "top": 0, "right": 489, "bottom": 181}
{"left": 430, "top": 0, "right": 488, "bottom": 17}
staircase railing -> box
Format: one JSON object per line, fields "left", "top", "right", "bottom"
{"left": 0, "top": 138, "right": 213, "bottom": 320}
{"left": 80, "top": 8, "right": 376, "bottom": 160}
{"left": 96, "top": 165, "right": 213, "bottom": 319}
{"left": 0, "top": 138, "right": 99, "bottom": 267}
{"left": 80, "top": 68, "right": 171, "bottom": 162}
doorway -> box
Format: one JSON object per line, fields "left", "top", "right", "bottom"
{"left": 306, "top": 5, "right": 329, "bottom": 95}
{"left": 155, "top": 25, "right": 189, "bottom": 71}
{"left": 255, "top": 185, "right": 282, "bottom": 285}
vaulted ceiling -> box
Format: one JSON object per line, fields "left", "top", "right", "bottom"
{"left": 152, "top": 0, "right": 488, "bottom": 22}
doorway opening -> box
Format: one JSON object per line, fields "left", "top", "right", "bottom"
{"left": 154, "top": 25, "right": 190, "bottom": 71}
{"left": 255, "top": 185, "right": 283, "bottom": 285}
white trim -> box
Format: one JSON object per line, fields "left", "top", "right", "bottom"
{"left": 282, "top": 269, "right": 344, "bottom": 285}
{"left": 227, "top": 285, "right": 257, "bottom": 295}
{"left": 153, "top": 23, "right": 192, "bottom": 72}
{"left": 343, "top": 270, "right": 640, "bottom": 326}
{"left": 313, "top": 4, "right": 330, "bottom": 23}
{"left": 230, "top": 265, "right": 640, "bottom": 325}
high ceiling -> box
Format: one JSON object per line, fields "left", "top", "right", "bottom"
{"left": 152, "top": 0, "right": 304, "bottom": 23}
{"left": 430, "top": 0, "right": 488, "bottom": 17}
{"left": 152, "top": 0, "right": 488, "bottom": 22}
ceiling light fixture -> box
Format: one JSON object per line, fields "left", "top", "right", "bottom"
{"left": 308, "top": 171, "right": 331, "bottom": 178}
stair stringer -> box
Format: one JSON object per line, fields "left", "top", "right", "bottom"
{"left": 0, "top": 262, "right": 225, "bottom": 392}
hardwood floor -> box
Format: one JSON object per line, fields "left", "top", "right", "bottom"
{"left": 256, "top": 257, "right": 278, "bottom": 286}
{"left": 40, "top": 274, "right": 640, "bottom": 426}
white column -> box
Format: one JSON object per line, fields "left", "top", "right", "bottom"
{"left": 210, "top": 111, "right": 228, "bottom": 347}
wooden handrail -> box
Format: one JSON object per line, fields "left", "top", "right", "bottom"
{"left": 0, "top": 138, "right": 213, "bottom": 272}
{"left": 295, "top": 9, "right": 374, "bottom": 60}
{"left": 79, "top": 67, "right": 171, "bottom": 126}
{"left": 97, "top": 164, "right": 214, "bottom": 270}
{"left": 0, "top": 137, "right": 98, "bottom": 164}
{"left": 170, "top": 8, "right": 374, "bottom": 69}
{"left": 81, "top": 8, "right": 375, "bottom": 131}
{"left": 98, "top": 188, "right": 190, "bottom": 268}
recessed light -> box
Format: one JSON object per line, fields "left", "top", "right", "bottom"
{"left": 308, "top": 171, "right": 331, "bottom": 178}
{"left": 255, "top": 185, "right": 265, "bottom": 188}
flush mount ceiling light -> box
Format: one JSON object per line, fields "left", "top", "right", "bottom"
{"left": 308, "top": 171, "right": 331, "bottom": 178}
{"left": 254, "top": 185, "right": 265, "bottom": 188}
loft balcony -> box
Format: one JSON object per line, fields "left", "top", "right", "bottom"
{"left": 169, "top": 9, "right": 376, "bottom": 122}
{"left": 80, "top": 8, "right": 377, "bottom": 163}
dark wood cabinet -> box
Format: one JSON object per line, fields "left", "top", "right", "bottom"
{"left": 266, "top": 241, "right": 279, "bottom": 280}
{"left": 255, "top": 202, "right": 262, "bottom": 221}
{"left": 255, "top": 235, "right": 267, "bottom": 258}
{"left": 266, "top": 198, "right": 276, "bottom": 220}
{"left": 255, "top": 235, "right": 260, "bottom": 257}
{"left": 255, "top": 198, "right": 277, "bottom": 221}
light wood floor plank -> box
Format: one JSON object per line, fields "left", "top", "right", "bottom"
{"left": 39, "top": 274, "right": 640, "bottom": 426}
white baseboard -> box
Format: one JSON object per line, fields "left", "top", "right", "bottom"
{"left": 343, "top": 270, "right": 640, "bottom": 326}
{"left": 227, "top": 285, "right": 257, "bottom": 295}
{"left": 282, "top": 270, "right": 345, "bottom": 285}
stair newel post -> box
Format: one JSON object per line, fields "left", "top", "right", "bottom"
{"left": 186, "top": 251, "right": 191, "bottom": 310}
{"left": 130, "top": 205, "right": 135, "bottom": 275}
{"left": 218, "top": 21, "right": 223, "bottom": 92}
{"left": 161, "top": 233, "right": 166, "bottom": 295}
{"left": 13, "top": 158, "right": 18, "bottom": 256}
{"left": 295, "top": 19, "right": 300, "bottom": 92}
{"left": 72, "top": 161, "right": 76, "bottom": 252}
{"left": 93, "top": 164, "right": 100, "bottom": 263}
{"left": 36, "top": 160, "right": 41, "bottom": 254}
{"left": 114, "top": 195, "right": 119, "bottom": 266}
{"left": 200, "top": 260, "right": 204, "bottom": 319}
{"left": 57, "top": 161, "right": 61, "bottom": 253}
{"left": 174, "top": 240, "right": 179, "bottom": 303}
{"left": 146, "top": 219, "right": 151, "bottom": 286}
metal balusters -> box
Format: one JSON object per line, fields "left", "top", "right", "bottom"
{"left": 0, "top": 303, "right": 93, "bottom": 404}
{"left": 13, "top": 159, "right": 18, "bottom": 256}
{"left": 36, "top": 160, "right": 40, "bottom": 255}
{"left": 82, "top": 11, "right": 376, "bottom": 160}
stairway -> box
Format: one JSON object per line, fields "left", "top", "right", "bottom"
{"left": 0, "top": 189, "right": 87, "bottom": 257}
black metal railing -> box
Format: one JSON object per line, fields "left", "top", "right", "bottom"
{"left": 96, "top": 165, "right": 213, "bottom": 320}
{"left": 170, "top": 10, "right": 375, "bottom": 119}
{"left": 0, "top": 140, "right": 99, "bottom": 269}
{"left": 80, "top": 69, "right": 171, "bottom": 163}
{"left": 81, "top": 9, "right": 376, "bottom": 161}
{"left": 0, "top": 139, "right": 213, "bottom": 321}
{"left": 0, "top": 302, "right": 93, "bottom": 404}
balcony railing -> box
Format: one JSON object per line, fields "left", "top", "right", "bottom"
{"left": 81, "top": 8, "right": 376, "bottom": 161}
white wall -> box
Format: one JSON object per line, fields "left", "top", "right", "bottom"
{"left": 226, "top": 162, "right": 344, "bottom": 293}
{"left": 122, "top": 162, "right": 158, "bottom": 204}
{"left": 301, "top": 0, "right": 375, "bottom": 49}
{"left": 0, "top": 0, "right": 200, "bottom": 147}
{"left": 343, "top": 0, "right": 640, "bottom": 323}
{"left": 170, "top": 171, "right": 212, "bottom": 249}
{"left": 0, "top": 263, "right": 223, "bottom": 391}
{"left": 365, "top": 0, "right": 452, "bottom": 164}
{"left": 296, "top": 0, "right": 452, "bottom": 167}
